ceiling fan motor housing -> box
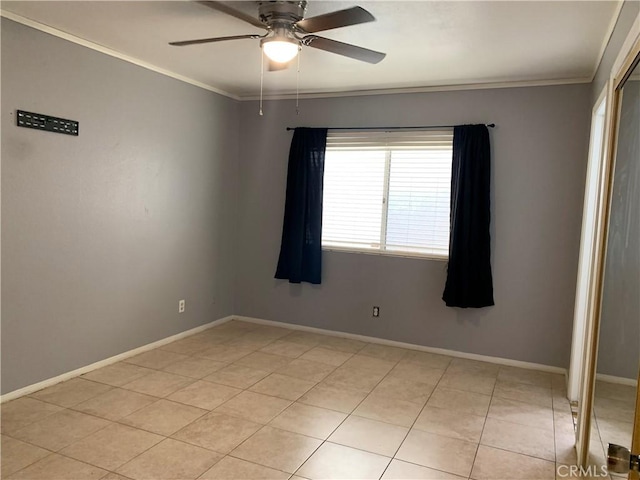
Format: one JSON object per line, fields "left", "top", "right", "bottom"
{"left": 258, "top": 1, "right": 307, "bottom": 28}
{"left": 171, "top": 1, "right": 385, "bottom": 65}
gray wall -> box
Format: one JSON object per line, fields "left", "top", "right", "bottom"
{"left": 1, "top": 13, "right": 603, "bottom": 395}
{"left": 1, "top": 19, "right": 239, "bottom": 394}
{"left": 591, "top": 0, "right": 639, "bottom": 103}
{"left": 597, "top": 77, "right": 639, "bottom": 380}
{"left": 235, "top": 85, "right": 591, "bottom": 369}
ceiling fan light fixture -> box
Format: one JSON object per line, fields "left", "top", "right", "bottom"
{"left": 262, "top": 37, "right": 300, "bottom": 63}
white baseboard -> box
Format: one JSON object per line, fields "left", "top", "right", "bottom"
{"left": 234, "top": 315, "right": 567, "bottom": 375}
{"left": 2, "top": 313, "right": 570, "bottom": 403}
{"left": 0, "top": 315, "right": 235, "bottom": 403}
{"left": 596, "top": 373, "right": 638, "bottom": 387}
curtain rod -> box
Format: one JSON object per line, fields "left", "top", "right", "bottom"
{"left": 285, "top": 123, "right": 495, "bottom": 131}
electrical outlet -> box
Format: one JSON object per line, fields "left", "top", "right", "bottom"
{"left": 178, "top": 299, "right": 185, "bottom": 313}
{"left": 372, "top": 306, "right": 380, "bottom": 317}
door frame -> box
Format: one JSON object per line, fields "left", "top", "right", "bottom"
{"left": 567, "top": 84, "right": 608, "bottom": 403}
{"left": 575, "top": 17, "right": 640, "bottom": 466}
{"left": 633, "top": 370, "right": 640, "bottom": 479}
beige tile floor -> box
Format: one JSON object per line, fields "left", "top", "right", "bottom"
{"left": 583, "top": 380, "right": 636, "bottom": 480}
{"left": 1, "top": 320, "right": 582, "bottom": 479}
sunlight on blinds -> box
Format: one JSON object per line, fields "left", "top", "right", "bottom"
{"left": 322, "top": 129, "right": 453, "bottom": 258}
{"left": 322, "top": 150, "right": 386, "bottom": 250}
{"left": 386, "top": 150, "right": 452, "bottom": 256}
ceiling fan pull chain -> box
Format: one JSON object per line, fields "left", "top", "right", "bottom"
{"left": 168, "top": 3, "right": 385, "bottom": 99}
{"left": 259, "top": 51, "right": 264, "bottom": 116}
{"left": 296, "top": 47, "right": 301, "bottom": 115}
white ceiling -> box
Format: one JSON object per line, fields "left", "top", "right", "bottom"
{"left": 1, "top": 1, "right": 621, "bottom": 99}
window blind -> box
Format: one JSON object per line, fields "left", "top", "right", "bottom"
{"left": 322, "top": 129, "right": 453, "bottom": 258}
{"left": 323, "top": 150, "right": 386, "bottom": 250}
{"left": 325, "top": 130, "right": 453, "bottom": 150}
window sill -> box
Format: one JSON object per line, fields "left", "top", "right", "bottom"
{"left": 322, "top": 246, "right": 448, "bottom": 262}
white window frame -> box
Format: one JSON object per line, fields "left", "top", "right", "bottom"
{"left": 322, "top": 129, "right": 453, "bottom": 261}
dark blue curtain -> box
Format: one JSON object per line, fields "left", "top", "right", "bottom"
{"left": 443, "top": 124, "right": 494, "bottom": 308}
{"left": 275, "top": 128, "right": 328, "bottom": 284}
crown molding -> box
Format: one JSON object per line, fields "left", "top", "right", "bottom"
{"left": 239, "top": 77, "right": 592, "bottom": 101}
{"left": 2, "top": 9, "right": 592, "bottom": 104}
{"left": 0, "top": 10, "right": 240, "bottom": 101}
{"left": 590, "top": 0, "right": 627, "bottom": 82}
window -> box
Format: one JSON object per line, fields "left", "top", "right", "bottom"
{"left": 322, "top": 129, "right": 453, "bottom": 259}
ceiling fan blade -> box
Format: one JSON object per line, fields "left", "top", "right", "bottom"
{"left": 303, "top": 36, "right": 386, "bottom": 64}
{"left": 267, "top": 59, "right": 291, "bottom": 72}
{"left": 197, "top": 1, "right": 266, "bottom": 30}
{"left": 169, "top": 34, "right": 261, "bottom": 47}
{"left": 295, "top": 6, "right": 375, "bottom": 33}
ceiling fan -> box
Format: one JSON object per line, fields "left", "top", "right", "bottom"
{"left": 169, "top": 1, "right": 386, "bottom": 70}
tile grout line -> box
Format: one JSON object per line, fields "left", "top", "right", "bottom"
{"left": 316, "top": 343, "right": 416, "bottom": 478}
{"left": 280, "top": 340, "right": 371, "bottom": 478}
{"left": 4, "top": 327, "right": 288, "bottom": 478}
{"left": 288, "top": 341, "right": 397, "bottom": 478}
{"left": 467, "top": 365, "right": 502, "bottom": 480}
{"left": 475, "top": 370, "right": 562, "bottom": 476}
{"left": 5, "top": 416, "right": 163, "bottom": 479}
{"left": 11, "top": 343, "right": 459, "bottom": 478}
{"left": 198, "top": 338, "right": 562, "bottom": 474}
{"left": 377, "top": 357, "right": 447, "bottom": 479}
{"left": 66, "top": 326, "right": 296, "bottom": 478}
{"left": 552, "top": 380, "right": 560, "bottom": 475}
{"left": 4, "top": 323, "right": 568, "bottom": 479}
{"left": 0, "top": 448, "right": 57, "bottom": 478}
{"left": 197, "top": 331, "right": 369, "bottom": 478}
{"left": 113, "top": 435, "right": 222, "bottom": 479}
{"left": 73, "top": 403, "right": 217, "bottom": 473}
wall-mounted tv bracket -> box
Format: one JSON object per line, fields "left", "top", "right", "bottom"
{"left": 16, "top": 110, "right": 78, "bottom": 136}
